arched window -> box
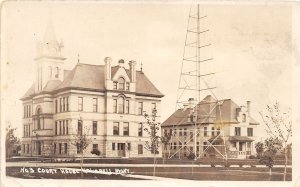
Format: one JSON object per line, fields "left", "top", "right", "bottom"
{"left": 118, "top": 97, "right": 125, "bottom": 114}
{"left": 242, "top": 114, "right": 246, "bottom": 122}
{"left": 118, "top": 77, "right": 125, "bottom": 90}
{"left": 36, "top": 108, "right": 42, "bottom": 130}
{"left": 55, "top": 67, "right": 59, "bottom": 78}
{"left": 48, "top": 66, "right": 52, "bottom": 78}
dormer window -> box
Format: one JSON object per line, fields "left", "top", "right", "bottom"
{"left": 118, "top": 77, "right": 125, "bottom": 90}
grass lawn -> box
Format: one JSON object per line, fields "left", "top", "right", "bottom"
{"left": 6, "top": 166, "right": 292, "bottom": 181}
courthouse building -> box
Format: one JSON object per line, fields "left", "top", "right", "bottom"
{"left": 21, "top": 22, "right": 164, "bottom": 158}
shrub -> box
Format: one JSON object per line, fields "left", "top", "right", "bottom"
{"left": 91, "top": 149, "right": 101, "bottom": 156}
{"left": 248, "top": 155, "right": 256, "bottom": 159}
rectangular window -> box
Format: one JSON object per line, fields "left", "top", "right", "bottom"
{"left": 60, "top": 98, "right": 62, "bottom": 112}
{"left": 66, "top": 97, "right": 69, "bottom": 111}
{"left": 179, "top": 128, "right": 182, "bottom": 136}
{"left": 217, "top": 127, "right": 220, "bottom": 135}
{"left": 66, "top": 120, "right": 68, "bottom": 135}
{"left": 93, "top": 121, "right": 97, "bottom": 135}
{"left": 63, "top": 97, "right": 65, "bottom": 112}
{"left": 93, "top": 144, "right": 98, "bottom": 151}
{"left": 196, "top": 142, "right": 200, "bottom": 152}
{"left": 174, "top": 142, "right": 177, "bottom": 150}
{"left": 138, "top": 144, "right": 143, "bottom": 154}
{"left": 113, "top": 82, "right": 117, "bottom": 89}
{"left": 126, "top": 82, "right": 130, "bottom": 90}
{"left": 59, "top": 143, "right": 62, "bottom": 154}
{"left": 93, "top": 98, "right": 98, "bottom": 112}
{"left": 184, "top": 128, "right": 187, "bottom": 136}
{"left": 55, "top": 100, "right": 58, "bottom": 113}
{"left": 64, "top": 143, "right": 67, "bottom": 154}
{"left": 127, "top": 143, "right": 131, "bottom": 151}
{"left": 59, "top": 121, "right": 62, "bottom": 135}
{"left": 138, "top": 123, "right": 143, "bottom": 136}
{"left": 151, "top": 103, "right": 156, "bottom": 111}
{"left": 112, "top": 143, "right": 115, "bottom": 150}
{"left": 113, "top": 122, "right": 119, "bottom": 135}
{"left": 24, "top": 106, "right": 26, "bottom": 118}
{"left": 203, "top": 142, "right": 207, "bottom": 151}
{"left": 204, "top": 127, "right": 207, "bottom": 137}
{"left": 62, "top": 120, "right": 65, "bottom": 135}
{"left": 212, "top": 127, "right": 215, "bottom": 136}
{"left": 247, "top": 128, "right": 253, "bottom": 137}
{"left": 125, "top": 100, "right": 130, "bottom": 114}
{"left": 54, "top": 143, "right": 56, "bottom": 154}
{"left": 138, "top": 102, "right": 143, "bottom": 115}
{"left": 78, "top": 120, "right": 82, "bottom": 135}
{"left": 78, "top": 97, "right": 83, "bottom": 111}
{"left": 113, "top": 99, "right": 117, "bottom": 113}
{"left": 123, "top": 122, "right": 129, "bottom": 136}
{"left": 235, "top": 127, "right": 241, "bottom": 136}
{"left": 55, "top": 121, "right": 58, "bottom": 135}
{"left": 190, "top": 131, "right": 193, "bottom": 142}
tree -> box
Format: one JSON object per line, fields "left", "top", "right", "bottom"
{"left": 6, "top": 123, "right": 20, "bottom": 158}
{"left": 255, "top": 141, "right": 264, "bottom": 159}
{"left": 258, "top": 137, "right": 282, "bottom": 177}
{"left": 71, "top": 125, "right": 91, "bottom": 177}
{"left": 160, "top": 130, "right": 172, "bottom": 164}
{"left": 143, "top": 108, "right": 161, "bottom": 176}
{"left": 260, "top": 102, "right": 292, "bottom": 181}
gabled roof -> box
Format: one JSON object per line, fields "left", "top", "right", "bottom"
{"left": 21, "top": 63, "right": 163, "bottom": 100}
{"left": 161, "top": 95, "right": 259, "bottom": 127}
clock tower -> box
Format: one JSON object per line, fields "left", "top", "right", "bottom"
{"left": 34, "top": 18, "right": 66, "bottom": 93}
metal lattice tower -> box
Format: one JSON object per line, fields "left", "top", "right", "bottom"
{"left": 168, "top": 5, "right": 227, "bottom": 160}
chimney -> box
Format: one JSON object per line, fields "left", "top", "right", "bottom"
{"left": 247, "top": 101, "right": 251, "bottom": 116}
{"left": 188, "top": 98, "right": 195, "bottom": 109}
{"left": 118, "top": 59, "right": 125, "bottom": 68}
{"left": 104, "top": 57, "right": 112, "bottom": 80}
{"left": 129, "top": 60, "right": 137, "bottom": 82}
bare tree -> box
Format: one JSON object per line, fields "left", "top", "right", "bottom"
{"left": 70, "top": 124, "right": 92, "bottom": 177}
{"left": 260, "top": 102, "right": 292, "bottom": 181}
{"left": 143, "top": 108, "right": 161, "bottom": 176}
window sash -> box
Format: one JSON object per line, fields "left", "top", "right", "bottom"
{"left": 123, "top": 123, "right": 129, "bottom": 136}
{"left": 78, "top": 120, "right": 83, "bottom": 135}
{"left": 93, "top": 121, "right": 97, "bottom": 135}
{"left": 113, "top": 123, "right": 119, "bottom": 135}
{"left": 138, "top": 123, "right": 143, "bottom": 136}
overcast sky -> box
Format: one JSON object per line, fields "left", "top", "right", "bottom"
{"left": 1, "top": 2, "right": 294, "bottom": 139}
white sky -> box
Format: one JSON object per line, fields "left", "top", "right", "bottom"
{"left": 1, "top": 2, "right": 294, "bottom": 139}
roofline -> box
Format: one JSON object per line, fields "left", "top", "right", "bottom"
{"left": 34, "top": 55, "right": 66, "bottom": 61}
{"left": 161, "top": 121, "right": 239, "bottom": 127}
{"left": 20, "top": 86, "right": 165, "bottom": 100}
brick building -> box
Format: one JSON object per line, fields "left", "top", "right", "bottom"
{"left": 161, "top": 95, "right": 259, "bottom": 159}
{"left": 21, "top": 21, "right": 164, "bottom": 158}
